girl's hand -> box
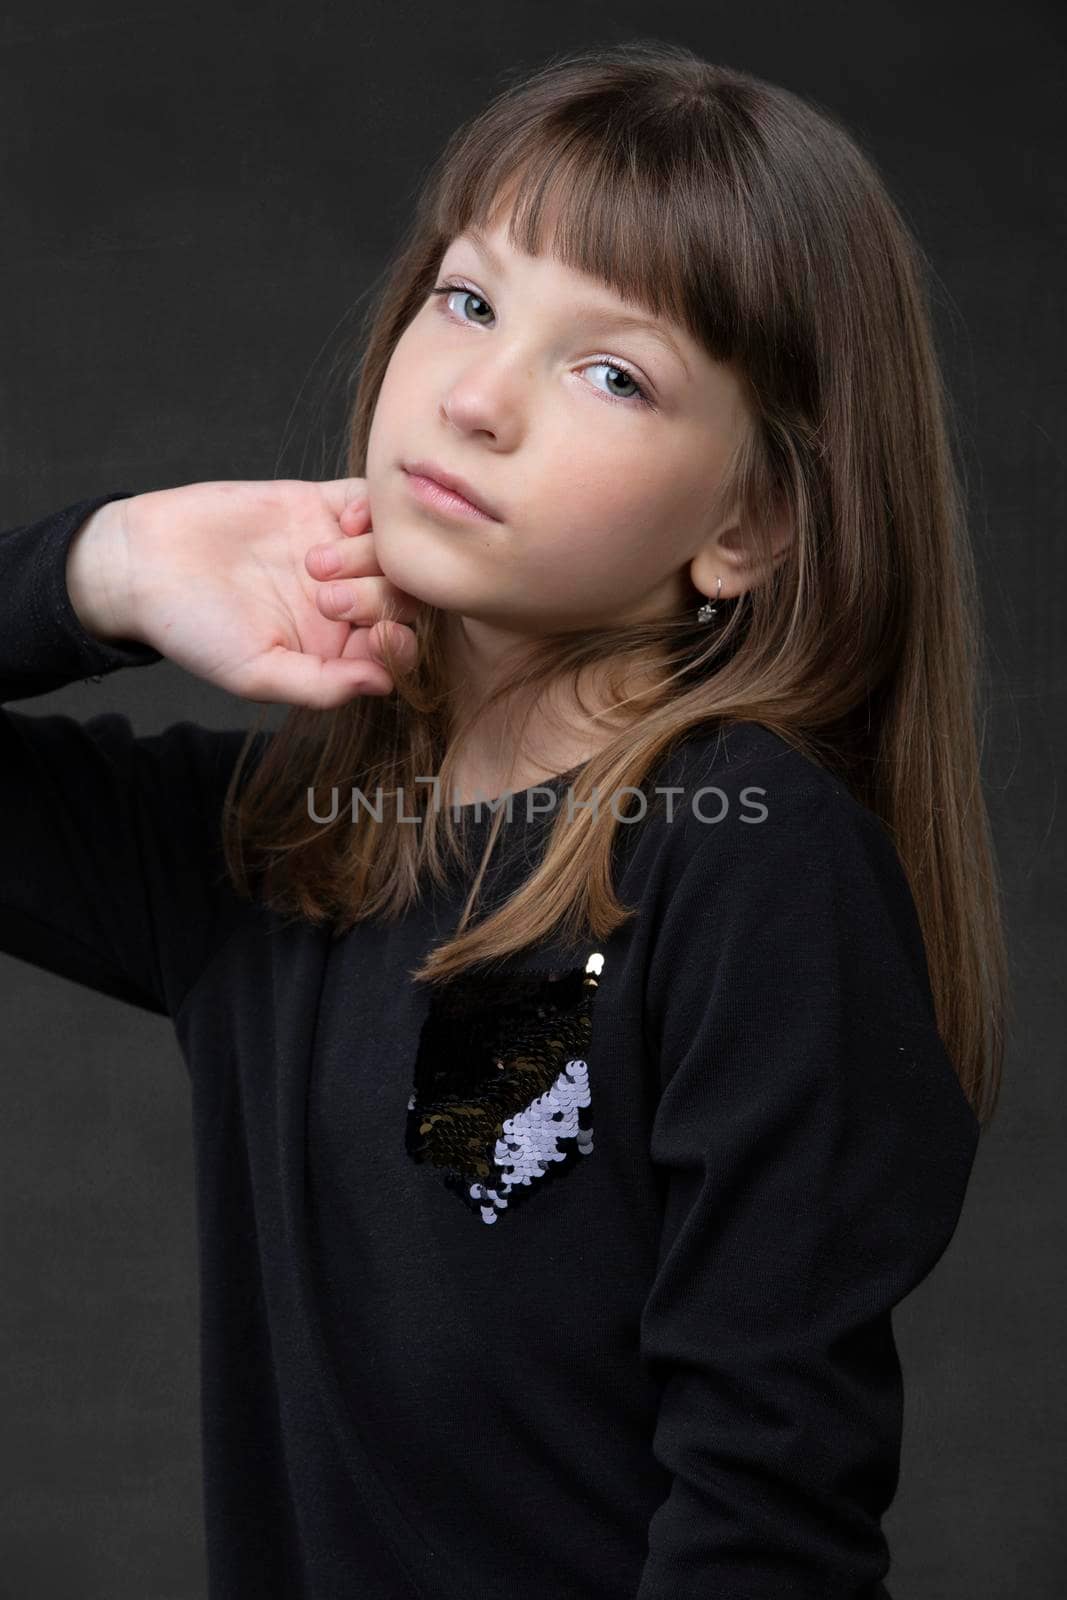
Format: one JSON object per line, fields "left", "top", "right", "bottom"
{"left": 75, "top": 477, "right": 421, "bottom": 707}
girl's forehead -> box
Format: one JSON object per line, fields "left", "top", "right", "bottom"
{"left": 440, "top": 180, "right": 746, "bottom": 386}
{"left": 443, "top": 219, "right": 699, "bottom": 362}
{"left": 451, "top": 180, "right": 683, "bottom": 318}
{"left": 445, "top": 219, "right": 644, "bottom": 303}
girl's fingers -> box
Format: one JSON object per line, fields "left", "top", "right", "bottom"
{"left": 314, "top": 478, "right": 371, "bottom": 528}
{"left": 338, "top": 618, "right": 418, "bottom": 673}
{"left": 315, "top": 573, "right": 421, "bottom": 626}
{"left": 339, "top": 497, "right": 370, "bottom": 530}
{"left": 305, "top": 531, "right": 381, "bottom": 580}
{"left": 241, "top": 647, "right": 394, "bottom": 708}
{"left": 365, "top": 618, "right": 419, "bottom": 672}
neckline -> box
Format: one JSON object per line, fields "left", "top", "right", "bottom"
{"left": 445, "top": 762, "right": 588, "bottom": 826}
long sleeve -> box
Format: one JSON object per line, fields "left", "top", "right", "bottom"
{"left": 0, "top": 492, "right": 258, "bottom": 1017}
{"left": 636, "top": 779, "right": 981, "bottom": 1599}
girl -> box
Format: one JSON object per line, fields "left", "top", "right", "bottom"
{"left": 2, "top": 40, "right": 1005, "bottom": 1600}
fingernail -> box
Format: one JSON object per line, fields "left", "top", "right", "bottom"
{"left": 316, "top": 547, "right": 342, "bottom": 575}
{"left": 328, "top": 581, "right": 355, "bottom": 609}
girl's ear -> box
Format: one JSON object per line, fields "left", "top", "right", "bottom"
{"left": 690, "top": 501, "right": 793, "bottom": 602}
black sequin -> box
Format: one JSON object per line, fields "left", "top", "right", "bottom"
{"left": 406, "top": 953, "right": 604, "bottom": 1223}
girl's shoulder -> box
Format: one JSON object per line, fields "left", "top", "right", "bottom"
{"left": 640, "top": 721, "right": 952, "bottom": 1087}
{"left": 628, "top": 719, "right": 913, "bottom": 930}
{"left": 648, "top": 718, "right": 890, "bottom": 853}
{"left": 665, "top": 718, "right": 857, "bottom": 806}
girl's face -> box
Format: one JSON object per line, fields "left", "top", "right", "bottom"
{"left": 365, "top": 211, "right": 753, "bottom": 647}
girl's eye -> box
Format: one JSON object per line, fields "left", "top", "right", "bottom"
{"left": 429, "top": 282, "right": 651, "bottom": 407}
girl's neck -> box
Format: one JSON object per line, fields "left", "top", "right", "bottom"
{"left": 443, "top": 658, "right": 663, "bottom": 808}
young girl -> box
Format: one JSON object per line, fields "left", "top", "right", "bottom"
{"left": 2, "top": 40, "right": 1005, "bottom": 1600}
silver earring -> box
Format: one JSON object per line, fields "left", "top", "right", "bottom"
{"left": 696, "top": 576, "right": 723, "bottom": 623}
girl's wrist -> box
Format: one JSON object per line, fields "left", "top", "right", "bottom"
{"left": 65, "top": 497, "right": 142, "bottom": 645}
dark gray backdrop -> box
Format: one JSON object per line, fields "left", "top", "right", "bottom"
{"left": 1, "top": 2, "right": 1063, "bottom": 1596}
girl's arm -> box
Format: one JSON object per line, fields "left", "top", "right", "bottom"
{"left": 0, "top": 492, "right": 254, "bottom": 1016}
{"left": 636, "top": 782, "right": 980, "bottom": 1599}
{"left": 0, "top": 478, "right": 416, "bottom": 1019}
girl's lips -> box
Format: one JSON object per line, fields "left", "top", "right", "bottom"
{"left": 403, "top": 469, "right": 500, "bottom": 523}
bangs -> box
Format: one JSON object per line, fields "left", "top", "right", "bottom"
{"left": 430, "top": 120, "right": 756, "bottom": 370}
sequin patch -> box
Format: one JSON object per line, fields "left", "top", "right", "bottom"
{"left": 406, "top": 952, "right": 604, "bottom": 1224}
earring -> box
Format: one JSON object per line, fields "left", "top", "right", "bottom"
{"left": 696, "top": 576, "right": 723, "bottom": 623}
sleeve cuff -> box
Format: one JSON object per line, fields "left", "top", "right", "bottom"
{"left": 6, "top": 491, "right": 165, "bottom": 696}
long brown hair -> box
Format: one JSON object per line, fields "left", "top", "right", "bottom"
{"left": 222, "top": 40, "right": 1008, "bottom": 1126}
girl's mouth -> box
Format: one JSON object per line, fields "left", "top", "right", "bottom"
{"left": 402, "top": 467, "right": 501, "bottom": 523}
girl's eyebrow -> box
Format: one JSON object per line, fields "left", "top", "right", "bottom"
{"left": 451, "top": 227, "right": 691, "bottom": 382}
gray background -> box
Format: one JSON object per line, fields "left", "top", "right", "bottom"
{"left": 1, "top": 1, "right": 1063, "bottom": 1595}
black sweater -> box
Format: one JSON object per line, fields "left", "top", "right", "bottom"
{"left": 0, "top": 490, "right": 981, "bottom": 1599}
